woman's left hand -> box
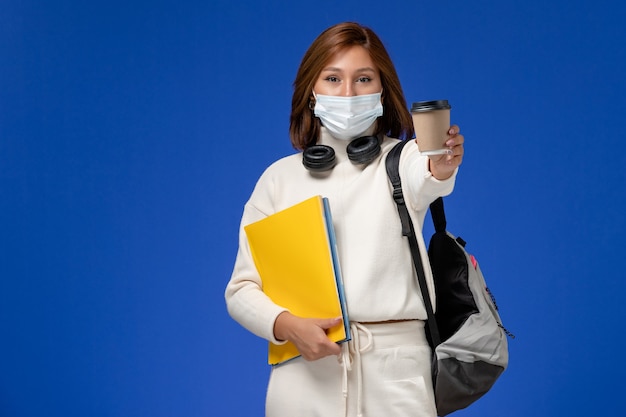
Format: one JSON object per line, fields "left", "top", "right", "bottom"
{"left": 428, "top": 125, "right": 464, "bottom": 180}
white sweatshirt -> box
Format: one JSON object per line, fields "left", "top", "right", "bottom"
{"left": 225, "top": 128, "right": 457, "bottom": 345}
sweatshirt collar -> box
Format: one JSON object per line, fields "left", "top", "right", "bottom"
{"left": 317, "top": 125, "right": 378, "bottom": 162}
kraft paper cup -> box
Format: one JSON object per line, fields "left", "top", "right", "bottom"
{"left": 411, "top": 100, "right": 452, "bottom": 156}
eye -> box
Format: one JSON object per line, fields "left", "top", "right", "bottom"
{"left": 356, "top": 76, "right": 372, "bottom": 83}
{"left": 325, "top": 76, "right": 340, "bottom": 83}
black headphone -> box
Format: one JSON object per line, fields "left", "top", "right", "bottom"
{"left": 302, "top": 136, "right": 381, "bottom": 172}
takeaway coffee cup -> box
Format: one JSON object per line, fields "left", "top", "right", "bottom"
{"left": 411, "top": 100, "right": 452, "bottom": 156}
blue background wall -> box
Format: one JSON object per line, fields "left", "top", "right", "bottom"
{"left": 2, "top": 1, "right": 625, "bottom": 416}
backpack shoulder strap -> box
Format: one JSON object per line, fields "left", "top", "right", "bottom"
{"left": 385, "top": 140, "right": 441, "bottom": 346}
{"left": 430, "top": 196, "right": 447, "bottom": 233}
{"left": 385, "top": 140, "right": 412, "bottom": 236}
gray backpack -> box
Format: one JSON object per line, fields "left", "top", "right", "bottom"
{"left": 386, "top": 140, "right": 513, "bottom": 416}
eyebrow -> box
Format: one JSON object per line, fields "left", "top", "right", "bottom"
{"left": 320, "top": 66, "right": 377, "bottom": 73}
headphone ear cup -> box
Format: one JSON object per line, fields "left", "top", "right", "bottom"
{"left": 346, "top": 136, "right": 381, "bottom": 165}
{"left": 302, "top": 145, "right": 336, "bottom": 171}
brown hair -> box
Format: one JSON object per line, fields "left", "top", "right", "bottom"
{"left": 289, "top": 22, "right": 414, "bottom": 150}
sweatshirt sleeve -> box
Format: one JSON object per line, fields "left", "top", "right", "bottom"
{"left": 224, "top": 189, "right": 288, "bottom": 345}
{"left": 400, "top": 140, "right": 457, "bottom": 213}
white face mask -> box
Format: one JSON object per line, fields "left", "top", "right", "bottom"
{"left": 313, "top": 92, "right": 383, "bottom": 141}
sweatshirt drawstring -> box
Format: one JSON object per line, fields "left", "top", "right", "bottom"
{"left": 338, "top": 322, "right": 373, "bottom": 417}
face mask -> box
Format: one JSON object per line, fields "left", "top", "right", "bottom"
{"left": 313, "top": 92, "right": 383, "bottom": 141}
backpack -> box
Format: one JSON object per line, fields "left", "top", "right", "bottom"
{"left": 385, "top": 139, "right": 512, "bottom": 416}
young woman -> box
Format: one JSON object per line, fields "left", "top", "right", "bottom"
{"left": 226, "top": 22, "right": 464, "bottom": 417}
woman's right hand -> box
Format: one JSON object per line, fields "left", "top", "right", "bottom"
{"left": 273, "top": 311, "right": 342, "bottom": 361}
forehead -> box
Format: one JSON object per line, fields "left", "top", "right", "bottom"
{"left": 321, "top": 45, "right": 378, "bottom": 72}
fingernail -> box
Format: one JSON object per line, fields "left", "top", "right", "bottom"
{"left": 446, "top": 139, "right": 454, "bottom": 147}
{"left": 448, "top": 128, "right": 455, "bottom": 134}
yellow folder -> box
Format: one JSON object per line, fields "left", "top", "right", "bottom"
{"left": 244, "top": 195, "right": 350, "bottom": 365}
